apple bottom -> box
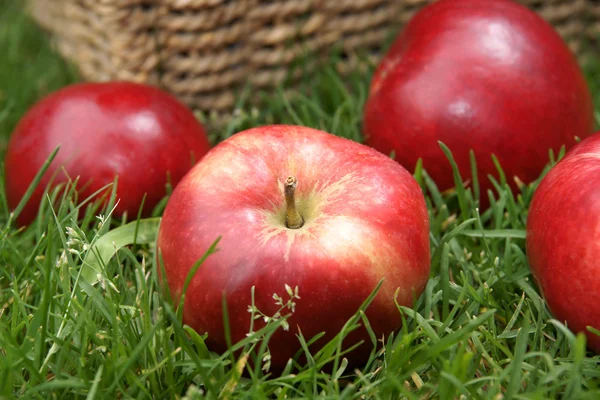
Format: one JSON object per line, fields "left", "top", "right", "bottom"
{"left": 7, "top": 162, "right": 175, "bottom": 227}
{"left": 543, "top": 292, "right": 600, "bottom": 354}
{"left": 177, "top": 265, "right": 427, "bottom": 372}
{"left": 363, "top": 98, "right": 586, "bottom": 211}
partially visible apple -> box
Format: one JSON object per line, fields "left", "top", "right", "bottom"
{"left": 156, "top": 125, "right": 431, "bottom": 370}
{"left": 363, "top": 0, "right": 595, "bottom": 205}
{"left": 526, "top": 132, "right": 600, "bottom": 353}
{"left": 4, "top": 81, "right": 211, "bottom": 226}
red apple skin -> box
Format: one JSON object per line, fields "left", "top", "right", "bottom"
{"left": 156, "top": 125, "right": 431, "bottom": 370}
{"left": 363, "top": 0, "right": 595, "bottom": 205}
{"left": 526, "top": 132, "right": 600, "bottom": 353}
{"left": 4, "top": 81, "right": 211, "bottom": 226}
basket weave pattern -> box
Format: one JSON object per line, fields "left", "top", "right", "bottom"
{"left": 29, "top": 0, "right": 598, "bottom": 117}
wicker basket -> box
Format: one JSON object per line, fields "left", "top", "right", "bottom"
{"left": 28, "top": 0, "right": 596, "bottom": 121}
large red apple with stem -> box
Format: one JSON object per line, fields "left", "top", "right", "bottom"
{"left": 156, "top": 125, "right": 431, "bottom": 370}
{"left": 363, "top": 0, "right": 594, "bottom": 206}
{"left": 526, "top": 132, "right": 600, "bottom": 353}
{"left": 4, "top": 81, "right": 211, "bottom": 226}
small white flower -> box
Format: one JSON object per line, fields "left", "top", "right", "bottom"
{"left": 285, "top": 284, "right": 293, "bottom": 297}
{"left": 65, "top": 226, "right": 78, "bottom": 238}
{"left": 67, "top": 248, "right": 80, "bottom": 256}
{"left": 55, "top": 250, "right": 68, "bottom": 268}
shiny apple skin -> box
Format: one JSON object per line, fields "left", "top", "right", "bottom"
{"left": 526, "top": 132, "right": 600, "bottom": 353}
{"left": 157, "top": 125, "right": 431, "bottom": 370}
{"left": 5, "top": 81, "right": 211, "bottom": 226}
{"left": 363, "top": 0, "right": 594, "bottom": 204}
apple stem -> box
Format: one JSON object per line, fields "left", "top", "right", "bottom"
{"left": 284, "top": 176, "right": 304, "bottom": 229}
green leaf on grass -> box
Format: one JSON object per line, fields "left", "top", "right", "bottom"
{"left": 77, "top": 217, "right": 161, "bottom": 285}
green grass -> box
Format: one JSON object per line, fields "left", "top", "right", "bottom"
{"left": 2, "top": 1, "right": 600, "bottom": 399}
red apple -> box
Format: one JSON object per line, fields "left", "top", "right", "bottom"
{"left": 156, "top": 124, "right": 430, "bottom": 370}
{"left": 526, "top": 132, "right": 600, "bottom": 353}
{"left": 4, "top": 81, "right": 211, "bottom": 226}
{"left": 363, "top": 0, "right": 595, "bottom": 205}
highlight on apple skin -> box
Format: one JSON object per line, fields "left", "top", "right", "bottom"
{"left": 526, "top": 132, "right": 600, "bottom": 353}
{"left": 156, "top": 124, "right": 431, "bottom": 370}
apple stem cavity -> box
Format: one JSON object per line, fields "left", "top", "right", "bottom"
{"left": 284, "top": 176, "right": 304, "bottom": 229}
